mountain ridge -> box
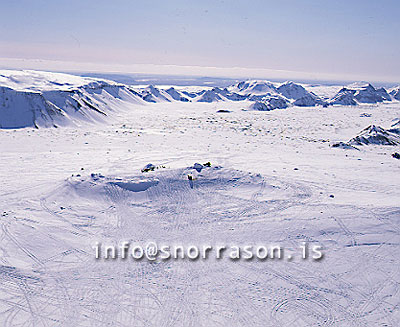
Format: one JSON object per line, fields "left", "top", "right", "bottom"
{"left": 0, "top": 70, "right": 398, "bottom": 128}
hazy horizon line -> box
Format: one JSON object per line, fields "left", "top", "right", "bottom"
{"left": 0, "top": 57, "right": 398, "bottom": 86}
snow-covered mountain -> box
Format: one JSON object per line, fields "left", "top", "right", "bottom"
{"left": 136, "top": 85, "right": 192, "bottom": 103}
{"left": 0, "top": 70, "right": 145, "bottom": 128}
{"left": 228, "top": 80, "right": 277, "bottom": 95}
{"left": 348, "top": 125, "right": 400, "bottom": 146}
{"left": 276, "top": 81, "right": 327, "bottom": 107}
{"left": 329, "top": 88, "right": 358, "bottom": 105}
{"left": 293, "top": 93, "right": 326, "bottom": 107}
{"left": 352, "top": 83, "right": 390, "bottom": 103}
{"left": 249, "top": 95, "right": 289, "bottom": 111}
{"left": 164, "top": 87, "right": 190, "bottom": 102}
{"left": 277, "top": 81, "right": 310, "bottom": 100}
{"left": 389, "top": 86, "right": 400, "bottom": 100}
{"left": 195, "top": 89, "right": 225, "bottom": 103}
{"left": 137, "top": 85, "right": 170, "bottom": 103}
{"left": 329, "top": 83, "right": 394, "bottom": 105}
{"left": 1, "top": 70, "right": 399, "bottom": 129}
{"left": 227, "top": 80, "right": 326, "bottom": 108}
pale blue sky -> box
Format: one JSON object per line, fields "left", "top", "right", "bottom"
{"left": 0, "top": 0, "right": 399, "bottom": 82}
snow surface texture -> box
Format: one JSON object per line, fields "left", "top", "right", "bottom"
{"left": 1, "top": 70, "right": 399, "bottom": 129}
{"left": 0, "top": 70, "right": 400, "bottom": 326}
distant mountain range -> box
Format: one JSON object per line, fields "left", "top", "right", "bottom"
{"left": 0, "top": 70, "right": 399, "bottom": 129}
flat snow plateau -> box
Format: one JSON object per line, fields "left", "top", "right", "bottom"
{"left": 0, "top": 74, "right": 400, "bottom": 326}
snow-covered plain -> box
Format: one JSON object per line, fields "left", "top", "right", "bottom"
{"left": 0, "top": 70, "right": 399, "bottom": 326}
